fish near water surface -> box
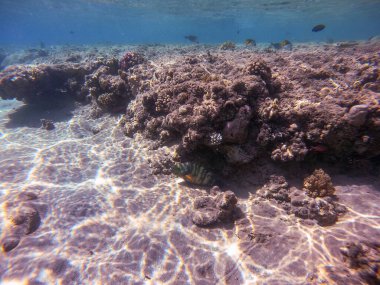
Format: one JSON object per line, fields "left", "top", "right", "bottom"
{"left": 172, "top": 162, "right": 215, "bottom": 186}
{"left": 312, "top": 24, "right": 326, "bottom": 32}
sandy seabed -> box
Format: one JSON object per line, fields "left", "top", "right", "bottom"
{"left": 0, "top": 42, "right": 379, "bottom": 285}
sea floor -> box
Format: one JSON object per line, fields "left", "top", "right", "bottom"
{"left": 0, "top": 43, "right": 380, "bottom": 285}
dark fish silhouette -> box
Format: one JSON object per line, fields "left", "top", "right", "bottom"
{"left": 184, "top": 35, "right": 199, "bottom": 43}
{"left": 69, "top": 30, "right": 75, "bottom": 35}
{"left": 312, "top": 24, "right": 325, "bottom": 32}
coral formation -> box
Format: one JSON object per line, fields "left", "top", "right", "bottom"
{"left": 122, "top": 54, "right": 275, "bottom": 169}
{"left": 191, "top": 186, "right": 239, "bottom": 227}
{"left": 256, "top": 174, "right": 346, "bottom": 226}
{"left": 1, "top": 42, "right": 378, "bottom": 172}
{"left": 303, "top": 169, "right": 335, "bottom": 198}
{"left": 83, "top": 58, "right": 132, "bottom": 115}
{"left": 119, "top": 52, "right": 146, "bottom": 71}
{"left": 0, "top": 64, "right": 90, "bottom": 104}
{"left": 118, "top": 42, "right": 380, "bottom": 172}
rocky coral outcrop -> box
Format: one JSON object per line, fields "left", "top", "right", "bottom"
{"left": 340, "top": 241, "right": 380, "bottom": 285}
{"left": 256, "top": 172, "right": 346, "bottom": 226}
{"left": 122, "top": 53, "right": 277, "bottom": 167}
{"left": 1, "top": 191, "right": 44, "bottom": 252}
{"left": 191, "top": 186, "right": 239, "bottom": 227}
{"left": 120, "top": 43, "right": 379, "bottom": 172}
{"left": 0, "top": 63, "right": 91, "bottom": 104}
{"left": 83, "top": 58, "right": 132, "bottom": 115}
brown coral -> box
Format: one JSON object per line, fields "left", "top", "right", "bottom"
{"left": 245, "top": 60, "right": 272, "bottom": 82}
{"left": 303, "top": 169, "right": 336, "bottom": 198}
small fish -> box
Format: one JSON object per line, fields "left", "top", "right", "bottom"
{"left": 279, "top": 39, "right": 291, "bottom": 48}
{"left": 244, "top": 38, "right": 256, "bottom": 46}
{"left": 270, "top": 40, "right": 292, "bottom": 50}
{"left": 312, "top": 24, "right": 326, "bottom": 32}
{"left": 184, "top": 35, "right": 199, "bottom": 43}
{"left": 172, "top": 162, "right": 215, "bottom": 186}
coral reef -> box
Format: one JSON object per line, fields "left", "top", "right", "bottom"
{"left": 119, "top": 42, "right": 380, "bottom": 171}
{"left": 0, "top": 64, "right": 91, "bottom": 104}
{"left": 191, "top": 186, "right": 239, "bottom": 227}
{"left": 1, "top": 42, "right": 379, "bottom": 171}
{"left": 122, "top": 53, "right": 275, "bottom": 168}
{"left": 256, "top": 174, "right": 346, "bottom": 226}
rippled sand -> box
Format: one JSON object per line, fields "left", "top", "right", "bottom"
{"left": 0, "top": 99, "right": 379, "bottom": 284}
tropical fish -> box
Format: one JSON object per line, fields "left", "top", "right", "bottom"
{"left": 172, "top": 162, "right": 215, "bottom": 186}
{"left": 312, "top": 24, "right": 326, "bottom": 32}
{"left": 244, "top": 38, "right": 256, "bottom": 46}
{"left": 184, "top": 35, "right": 199, "bottom": 43}
{"left": 270, "top": 39, "right": 292, "bottom": 50}
{"left": 280, "top": 39, "right": 291, "bottom": 47}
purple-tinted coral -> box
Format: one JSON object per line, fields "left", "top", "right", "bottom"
{"left": 119, "top": 52, "right": 145, "bottom": 71}
{"left": 191, "top": 187, "right": 239, "bottom": 227}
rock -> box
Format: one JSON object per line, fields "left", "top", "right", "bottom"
{"left": 222, "top": 105, "right": 252, "bottom": 144}
{"left": 0, "top": 64, "right": 91, "bottom": 104}
{"left": 17, "top": 191, "right": 38, "bottom": 201}
{"left": 1, "top": 236, "right": 21, "bottom": 252}
{"left": 340, "top": 241, "right": 380, "bottom": 285}
{"left": 41, "top": 119, "right": 55, "bottom": 130}
{"left": 191, "top": 190, "right": 238, "bottom": 227}
{"left": 256, "top": 175, "right": 290, "bottom": 202}
{"left": 8, "top": 205, "right": 41, "bottom": 234}
{"left": 346, "top": 104, "right": 369, "bottom": 127}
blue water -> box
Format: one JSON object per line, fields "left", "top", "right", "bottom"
{"left": 0, "top": 0, "right": 379, "bottom": 46}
